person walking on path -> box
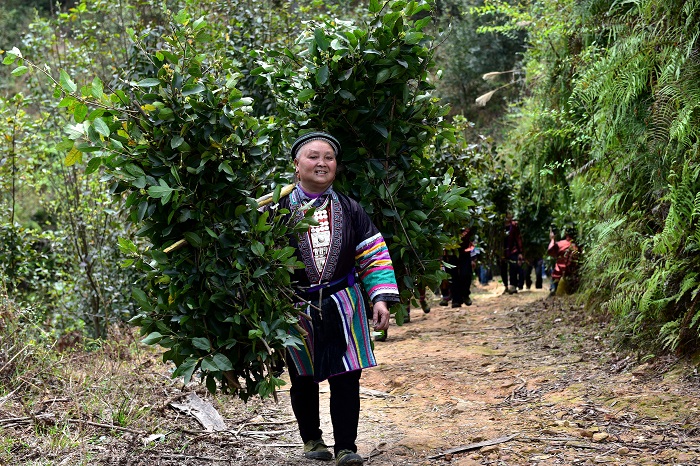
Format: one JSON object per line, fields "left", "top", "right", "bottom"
{"left": 500, "top": 212, "right": 524, "bottom": 294}
{"left": 276, "top": 131, "right": 400, "bottom": 465}
{"left": 444, "top": 227, "right": 474, "bottom": 307}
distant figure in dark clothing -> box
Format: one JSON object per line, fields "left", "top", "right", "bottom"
{"left": 500, "top": 213, "right": 524, "bottom": 294}
{"left": 445, "top": 227, "right": 474, "bottom": 307}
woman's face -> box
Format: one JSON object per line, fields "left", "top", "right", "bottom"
{"left": 294, "top": 139, "right": 337, "bottom": 194}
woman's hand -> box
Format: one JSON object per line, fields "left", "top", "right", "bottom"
{"left": 372, "top": 301, "right": 391, "bottom": 331}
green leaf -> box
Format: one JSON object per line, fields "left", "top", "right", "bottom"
{"left": 272, "top": 185, "right": 283, "bottom": 203}
{"left": 251, "top": 241, "right": 265, "bottom": 256}
{"left": 171, "top": 135, "right": 184, "bottom": 149}
{"left": 92, "top": 118, "right": 110, "bottom": 137}
{"left": 148, "top": 184, "right": 174, "bottom": 199}
{"left": 206, "top": 375, "right": 217, "bottom": 394}
{"left": 141, "top": 332, "right": 163, "bottom": 345}
{"left": 372, "top": 124, "right": 389, "bottom": 138}
{"left": 314, "top": 28, "right": 330, "bottom": 51}
{"left": 339, "top": 68, "right": 353, "bottom": 81}
{"left": 132, "top": 288, "right": 152, "bottom": 311}
{"left": 173, "top": 9, "right": 189, "bottom": 25}
{"left": 376, "top": 68, "right": 391, "bottom": 84}
{"left": 212, "top": 353, "right": 233, "bottom": 371}
{"left": 11, "top": 66, "right": 28, "bottom": 77}
{"left": 173, "top": 357, "right": 198, "bottom": 384}
{"left": 369, "top": 0, "right": 381, "bottom": 13}
{"left": 59, "top": 70, "right": 77, "bottom": 93}
{"left": 73, "top": 103, "right": 88, "bottom": 123}
{"left": 58, "top": 96, "right": 76, "bottom": 108}
{"left": 65, "top": 123, "right": 84, "bottom": 140}
{"left": 339, "top": 90, "right": 355, "bottom": 100}
{"left": 64, "top": 148, "right": 82, "bottom": 166}
{"left": 183, "top": 231, "right": 202, "bottom": 247}
{"left": 192, "top": 337, "right": 212, "bottom": 351}
{"left": 136, "top": 78, "right": 161, "bottom": 87}
{"left": 85, "top": 156, "right": 103, "bottom": 174}
{"left": 3, "top": 47, "right": 21, "bottom": 64}
{"left": 201, "top": 357, "right": 217, "bottom": 372}
{"left": 182, "top": 83, "right": 205, "bottom": 96}
{"left": 298, "top": 89, "right": 315, "bottom": 102}
{"left": 404, "top": 32, "right": 424, "bottom": 45}
{"left": 91, "top": 77, "right": 104, "bottom": 99}
{"left": 136, "top": 201, "right": 148, "bottom": 221}
{"left": 411, "top": 210, "right": 428, "bottom": 221}
{"left": 118, "top": 237, "right": 138, "bottom": 254}
{"left": 316, "top": 65, "right": 329, "bottom": 86}
{"left": 150, "top": 250, "right": 168, "bottom": 264}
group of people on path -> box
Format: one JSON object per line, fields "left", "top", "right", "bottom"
{"left": 498, "top": 212, "right": 580, "bottom": 296}
{"left": 268, "top": 130, "right": 581, "bottom": 465}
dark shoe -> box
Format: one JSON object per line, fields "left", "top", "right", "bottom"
{"left": 439, "top": 298, "right": 449, "bottom": 306}
{"left": 465, "top": 296, "right": 472, "bottom": 306}
{"left": 304, "top": 439, "right": 333, "bottom": 461}
{"left": 451, "top": 301, "right": 462, "bottom": 308}
{"left": 420, "top": 299, "right": 430, "bottom": 314}
{"left": 336, "top": 450, "right": 363, "bottom": 465}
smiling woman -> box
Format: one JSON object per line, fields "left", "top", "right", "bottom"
{"left": 271, "top": 130, "right": 401, "bottom": 465}
{"left": 293, "top": 138, "right": 338, "bottom": 194}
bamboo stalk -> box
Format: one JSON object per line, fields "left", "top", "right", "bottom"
{"left": 256, "top": 183, "right": 295, "bottom": 207}
{"left": 163, "top": 238, "right": 187, "bottom": 254}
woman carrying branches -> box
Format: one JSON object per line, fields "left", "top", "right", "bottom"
{"left": 273, "top": 131, "right": 400, "bottom": 465}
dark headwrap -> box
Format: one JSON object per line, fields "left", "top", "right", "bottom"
{"left": 291, "top": 131, "right": 342, "bottom": 161}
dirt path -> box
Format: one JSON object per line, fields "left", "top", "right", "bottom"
{"left": 297, "top": 281, "right": 700, "bottom": 466}
{"left": 4, "top": 280, "right": 700, "bottom": 465}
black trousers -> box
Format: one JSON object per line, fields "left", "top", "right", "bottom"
{"left": 287, "top": 354, "right": 362, "bottom": 455}
{"left": 500, "top": 253, "right": 523, "bottom": 288}
{"left": 522, "top": 259, "right": 544, "bottom": 289}
{"left": 447, "top": 253, "right": 472, "bottom": 304}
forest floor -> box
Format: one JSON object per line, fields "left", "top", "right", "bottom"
{"left": 2, "top": 280, "right": 700, "bottom": 465}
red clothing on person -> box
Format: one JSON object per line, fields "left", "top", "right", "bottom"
{"left": 548, "top": 238, "right": 572, "bottom": 280}
{"left": 504, "top": 221, "right": 523, "bottom": 257}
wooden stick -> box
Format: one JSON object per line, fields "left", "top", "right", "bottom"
{"left": 0, "top": 344, "right": 28, "bottom": 374}
{"left": 428, "top": 433, "right": 519, "bottom": 459}
{"left": 64, "top": 418, "right": 145, "bottom": 435}
{"left": 145, "top": 453, "right": 227, "bottom": 461}
{"left": 0, "top": 414, "right": 144, "bottom": 435}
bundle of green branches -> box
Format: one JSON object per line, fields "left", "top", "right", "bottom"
{"left": 260, "top": 0, "right": 473, "bottom": 311}
{"left": 3, "top": 0, "right": 472, "bottom": 399}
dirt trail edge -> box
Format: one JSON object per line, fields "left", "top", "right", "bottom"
{"left": 9, "top": 280, "right": 696, "bottom": 465}
{"left": 297, "top": 281, "right": 700, "bottom": 466}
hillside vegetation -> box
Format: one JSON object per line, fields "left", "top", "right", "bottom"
{"left": 1, "top": 0, "right": 699, "bottom": 402}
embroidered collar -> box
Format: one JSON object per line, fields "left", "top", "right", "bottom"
{"left": 295, "top": 185, "right": 335, "bottom": 207}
